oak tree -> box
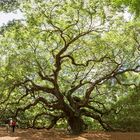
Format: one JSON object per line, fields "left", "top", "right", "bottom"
{"left": 0, "top": 0, "right": 140, "bottom": 134}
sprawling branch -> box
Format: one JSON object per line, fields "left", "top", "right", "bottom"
{"left": 77, "top": 63, "right": 121, "bottom": 107}
{"left": 14, "top": 97, "right": 61, "bottom": 117}
{"left": 47, "top": 114, "right": 65, "bottom": 130}
{"left": 38, "top": 71, "right": 54, "bottom": 83}
{"left": 0, "top": 79, "right": 30, "bottom": 104}
{"left": 2, "top": 87, "right": 29, "bottom": 112}
{"left": 0, "top": 86, "right": 15, "bottom": 104}
{"left": 115, "top": 65, "right": 140, "bottom": 75}
{"left": 81, "top": 109, "right": 114, "bottom": 131}
{"left": 114, "top": 76, "right": 137, "bottom": 87}
{"left": 53, "top": 29, "right": 96, "bottom": 75}
{"left": 25, "top": 78, "right": 55, "bottom": 94}
{"left": 85, "top": 105, "right": 109, "bottom": 116}
{"left": 61, "top": 54, "right": 112, "bottom": 67}
{"left": 67, "top": 81, "right": 90, "bottom": 108}
{"left": 31, "top": 112, "right": 65, "bottom": 129}
{"left": 90, "top": 100, "right": 108, "bottom": 112}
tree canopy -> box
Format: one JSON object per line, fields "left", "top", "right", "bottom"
{"left": 0, "top": 0, "right": 140, "bottom": 134}
{"left": 1, "top": 0, "right": 140, "bottom": 17}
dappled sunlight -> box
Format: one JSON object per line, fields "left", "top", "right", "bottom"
{"left": 82, "top": 132, "right": 111, "bottom": 140}
{"left": 1, "top": 127, "right": 140, "bottom": 140}
{"left": 0, "top": 0, "right": 140, "bottom": 139}
{"left": 61, "top": 136, "right": 88, "bottom": 140}
{"left": 0, "top": 136, "right": 20, "bottom": 140}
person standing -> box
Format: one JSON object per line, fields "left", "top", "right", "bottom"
{"left": 9, "top": 118, "right": 13, "bottom": 127}
{"left": 9, "top": 118, "right": 13, "bottom": 132}
{"left": 5, "top": 119, "right": 10, "bottom": 133}
{"left": 12, "top": 120, "right": 16, "bottom": 132}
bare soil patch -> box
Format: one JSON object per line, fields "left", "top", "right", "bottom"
{"left": 0, "top": 127, "right": 140, "bottom": 140}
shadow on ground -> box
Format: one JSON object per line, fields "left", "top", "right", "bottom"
{"left": 0, "top": 127, "right": 140, "bottom": 140}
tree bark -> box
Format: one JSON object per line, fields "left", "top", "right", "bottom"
{"left": 67, "top": 116, "right": 86, "bottom": 135}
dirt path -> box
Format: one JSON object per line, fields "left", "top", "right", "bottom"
{"left": 0, "top": 127, "right": 140, "bottom": 140}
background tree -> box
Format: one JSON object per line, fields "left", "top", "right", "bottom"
{"left": 0, "top": 0, "right": 140, "bottom": 134}
{"left": 111, "top": 0, "right": 140, "bottom": 17}
{"left": 0, "top": 0, "right": 20, "bottom": 12}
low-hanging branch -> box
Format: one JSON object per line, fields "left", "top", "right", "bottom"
{"left": 14, "top": 97, "right": 61, "bottom": 117}
{"left": 81, "top": 109, "right": 114, "bottom": 131}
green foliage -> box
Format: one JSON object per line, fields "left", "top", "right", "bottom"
{"left": 105, "top": 88, "right": 140, "bottom": 131}
{"left": 0, "top": 0, "right": 20, "bottom": 12}
{"left": 0, "top": 0, "right": 140, "bottom": 133}
{"left": 112, "top": 0, "right": 140, "bottom": 17}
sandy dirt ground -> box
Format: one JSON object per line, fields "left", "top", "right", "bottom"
{"left": 0, "top": 127, "right": 140, "bottom": 140}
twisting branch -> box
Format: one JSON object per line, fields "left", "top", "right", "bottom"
{"left": 38, "top": 71, "right": 54, "bottom": 83}
{"left": 90, "top": 100, "right": 108, "bottom": 112}
{"left": 63, "top": 10, "right": 80, "bottom": 32}
{"left": 81, "top": 64, "right": 140, "bottom": 107}
{"left": 32, "top": 112, "right": 65, "bottom": 129}
{"left": 24, "top": 77, "right": 55, "bottom": 94}
{"left": 3, "top": 87, "right": 30, "bottom": 111}
{"left": 47, "top": 114, "right": 65, "bottom": 130}
{"left": 78, "top": 63, "right": 121, "bottom": 107}
{"left": 114, "top": 76, "right": 137, "bottom": 87}
{"left": 67, "top": 81, "right": 91, "bottom": 108}
{"left": 0, "top": 86, "right": 15, "bottom": 104}
{"left": 32, "top": 112, "right": 48, "bottom": 128}
{"left": 115, "top": 65, "right": 140, "bottom": 75}
{"left": 0, "top": 79, "right": 30, "bottom": 104}
{"left": 61, "top": 54, "right": 112, "bottom": 67}
{"left": 14, "top": 97, "right": 61, "bottom": 117}
{"left": 81, "top": 109, "right": 114, "bottom": 131}
{"left": 85, "top": 105, "right": 107, "bottom": 116}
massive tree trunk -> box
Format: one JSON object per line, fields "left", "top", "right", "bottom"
{"left": 67, "top": 116, "right": 86, "bottom": 135}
